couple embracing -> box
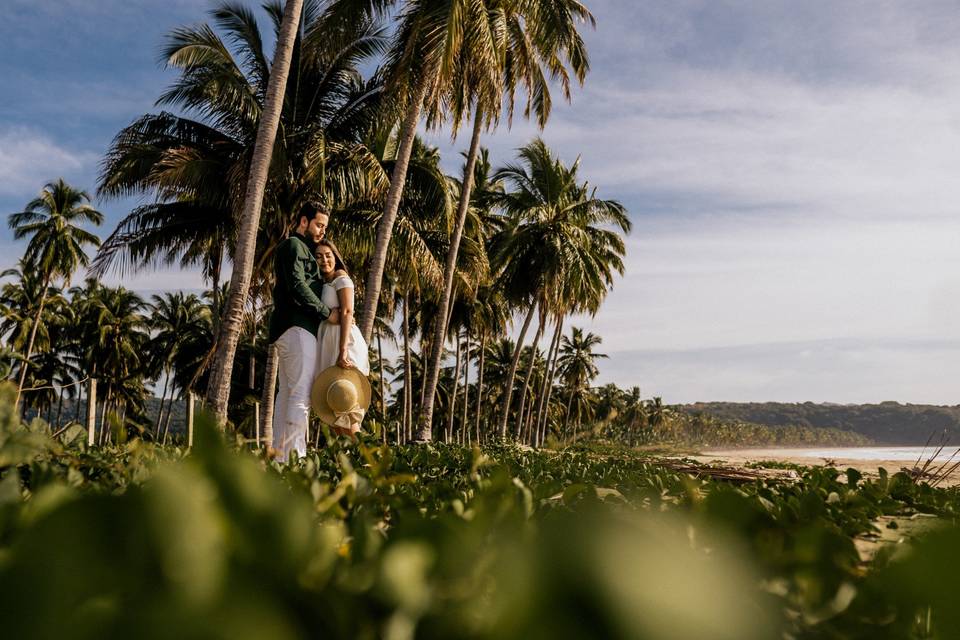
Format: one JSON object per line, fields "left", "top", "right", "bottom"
{"left": 267, "top": 202, "right": 371, "bottom": 459}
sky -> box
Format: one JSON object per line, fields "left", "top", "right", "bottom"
{"left": 2, "top": 0, "right": 960, "bottom": 404}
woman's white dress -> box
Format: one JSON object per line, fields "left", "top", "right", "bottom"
{"left": 316, "top": 274, "right": 370, "bottom": 376}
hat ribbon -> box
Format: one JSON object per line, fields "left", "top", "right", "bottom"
{"left": 333, "top": 405, "right": 365, "bottom": 430}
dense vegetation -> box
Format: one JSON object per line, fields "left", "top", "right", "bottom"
{"left": 683, "top": 402, "right": 960, "bottom": 445}
{"left": 1, "top": 385, "right": 959, "bottom": 639}
{"left": 1, "top": 0, "right": 633, "bottom": 450}
{"left": 652, "top": 410, "right": 872, "bottom": 448}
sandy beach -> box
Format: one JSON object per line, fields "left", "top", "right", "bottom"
{"left": 693, "top": 448, "right": 960, "bottom": 487}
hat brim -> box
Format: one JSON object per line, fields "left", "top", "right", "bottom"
{"left": 311, "top": 365, "right": 372, "bottom": 427}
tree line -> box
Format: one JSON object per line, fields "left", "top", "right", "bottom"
{"left": 682, "top": 401, "right": 960, "bottom": 445}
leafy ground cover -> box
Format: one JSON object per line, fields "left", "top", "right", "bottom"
{"left": 1, "top": 388, "right": 959, "bottom": 639}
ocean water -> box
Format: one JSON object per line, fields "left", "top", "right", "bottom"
{"left": 713, "top": 446, "right": 960, "bottom": 462}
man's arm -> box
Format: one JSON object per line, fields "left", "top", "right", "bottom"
{"left": 282, "top": 241, "right": 330, "bottom": 320}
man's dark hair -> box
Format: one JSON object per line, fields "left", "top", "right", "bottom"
{"left": 298, "top": 200, "right": 329, "bottom": 223}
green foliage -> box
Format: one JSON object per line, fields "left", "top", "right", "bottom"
{"left": 597, "top": 393, "right": 874, "bottom": 449}
{"left": 1, "top": 386, "right": 960, "bottom": 638}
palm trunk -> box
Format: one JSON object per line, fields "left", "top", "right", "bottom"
{"left": 400, "top": 325, "right": 409, "bottom": 446}
{"left": 540, "top": 319, "right": 566, "bottom": 447}
{"left": 497, "top": 299, "right": 538, "bottom": 439}
{"left": 461, "top": 330, "right": 470, "bottom": 445}
{"left": 163, "top": 391, "right": 178, "bottom": 444}
{"left": 100, "top": 389, "right": 112, "bottom": 446}
{"left": 358, "top": 74, "right": 431, "bottom": 344}
{"left": 15, "top": 272, "right": 51, "bottom": 410}
{"left": 522, "top": 391, "right": 537, "bottom": 445}
{"left": 261, "top": 343, "right": 279, "bottom": 448}
{"left": 415, "top": 113, "right": 483, "bottom": 441}
{"left": 55, "top": 387, "right": 64, "bottom": 429}
{"left": 475, "top": 332, "right": 486, "bottom": 445}
{"left": 160, "top": 386, "right": 174, "bottom": 441}
{"left": 376, "top": 328, "right": 387, "bottom": 445}
{"left": 534, "top": 316, "right": 563, "bottom": 447}
{"left": 514, "top": 311, "right": 544, "bottom": 440}
{"left": 402, "top": 292, "right": 413, "bottom": 444}
{"left": 563, "top": 387, "right": 575, "bottom": 442}
{"left": 247, "top": 349, "right": 257, "bottom": 442}
{"left": 162, "top": 393, "right": 174, "bottom": 445}
{"left": 445, "top": 333, "right": 461, "bottom": 442}
{"left": 74, "top": 380, "right": 84, "bottom": 423}
{"left": 155, "top": 370, "right": 170, "bottom": 436}
{"left": 204, "top": 0, "right": 305, "bottom": 422}
{"left": 210, "top": 242, "right": 224, "bottom": 333}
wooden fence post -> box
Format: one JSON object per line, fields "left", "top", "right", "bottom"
{"left": 187, "top": 391, "right": 195, "bottom": 448}
{"left": 86, "top": 378, "right": 97, "bottom": 447}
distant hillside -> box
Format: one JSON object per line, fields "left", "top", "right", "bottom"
{"left": 679, "top": 402, "right": 960, "bottom": 445}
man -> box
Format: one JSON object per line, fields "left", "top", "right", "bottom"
{"left": 268, "top": 202, "right": 337, "bottom": 458}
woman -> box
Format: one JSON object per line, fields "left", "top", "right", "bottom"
{"left": 314, "top": 239, "right": 370, "bottom": 433}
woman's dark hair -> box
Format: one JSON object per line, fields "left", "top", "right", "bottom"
{"left": 315, "top": 238, "right": 349, "bottom": 277}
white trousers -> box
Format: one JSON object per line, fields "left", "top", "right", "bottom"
{"left": 272, "top": 326, "right": 317, "bottom": 459}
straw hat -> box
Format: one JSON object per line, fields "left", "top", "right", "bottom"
{"left": 311, "top": 365, "right": 372, "bottom": 431}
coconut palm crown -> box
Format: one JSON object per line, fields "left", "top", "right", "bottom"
{"left": 7, "top": 179, "right": 103, "bottom": 407}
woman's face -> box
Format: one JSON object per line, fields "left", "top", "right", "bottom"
{"left": 316, "top": 246, "right": 337, "bottom": 275}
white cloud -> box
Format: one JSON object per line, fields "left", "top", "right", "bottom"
{"left": 546, "top": 71, "right": 960, "bottom": 223}
{"left": 0, "top": 126, "right": 97, "bottom": 197}
{"left": 98, "top": 268, "right": 206, "bottom": 294}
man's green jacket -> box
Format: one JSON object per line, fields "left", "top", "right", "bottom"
{"left": 268, "top": 233, "right": 330, "bottom": 344}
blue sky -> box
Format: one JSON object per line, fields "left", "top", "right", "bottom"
{"left": 3, "top": 0, "right": 960, "bottom": 404}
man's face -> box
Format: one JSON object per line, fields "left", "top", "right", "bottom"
{"left": 299, "top": 212, "right": 328, "bottom": 242}
{"left": 307, "top": 212, "right": 328, "bottom": 242}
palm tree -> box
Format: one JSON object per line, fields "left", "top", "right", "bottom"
{"left": 66, "top": 278, "right": 104, "bottom": 424}
{"left": 333, "top": 134, "right": 452, "bottom": 295}
{"left": 458, "top": 152, "right": 509, "bottom": 442}
{"left": 148, "top": 292, "right": 209, "bottom": 442}
{"left": 555, "top": 327, "right": 606, "bottom": 438}
{"left": 26, "top": 299, "right": 81, "bottom": 425}
{"left": 491, "top": 139, "right": 629, "bottom": 438}
{"left": 564, "top": 382, "right": 595, "bottom": 442}
{"left": 203, "top": 0, "right": 306, "bottom": 420}
{"left": 531, "top": 314, "right": 562, "bottom": 446}
{"left": 467, "top": 287, "right": 509, "bottom": 436}
{"left": 7, "top": 179, "right": 103, "bottom": 409}
{"left": 621, "top": 386, "right": 647, "bottom": 446}
{"left": 647, "top": 396, "right": 665, "bottom": 435}
{"left": 83, "top": 286, "right": 151, "bottom": 443}
{"left": 354, "top": 0, "right": 505, "bottom": 344}
{"left": 0, "top": 264, "right": 60, "bottom": 361}
{"left": 367, "top": 318, "right": 397, "bottom": 438}
{"left": 416, "top": 0, "right": 595, "bottom": 441}
{"left": 475, "top": 336, "right": 517, "bottom": 438}
{"left": 513, "top": 307, "right": 547, "bottom": 440}
{"left": 334, "top": 134, "right": 455, "bottom": 443}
